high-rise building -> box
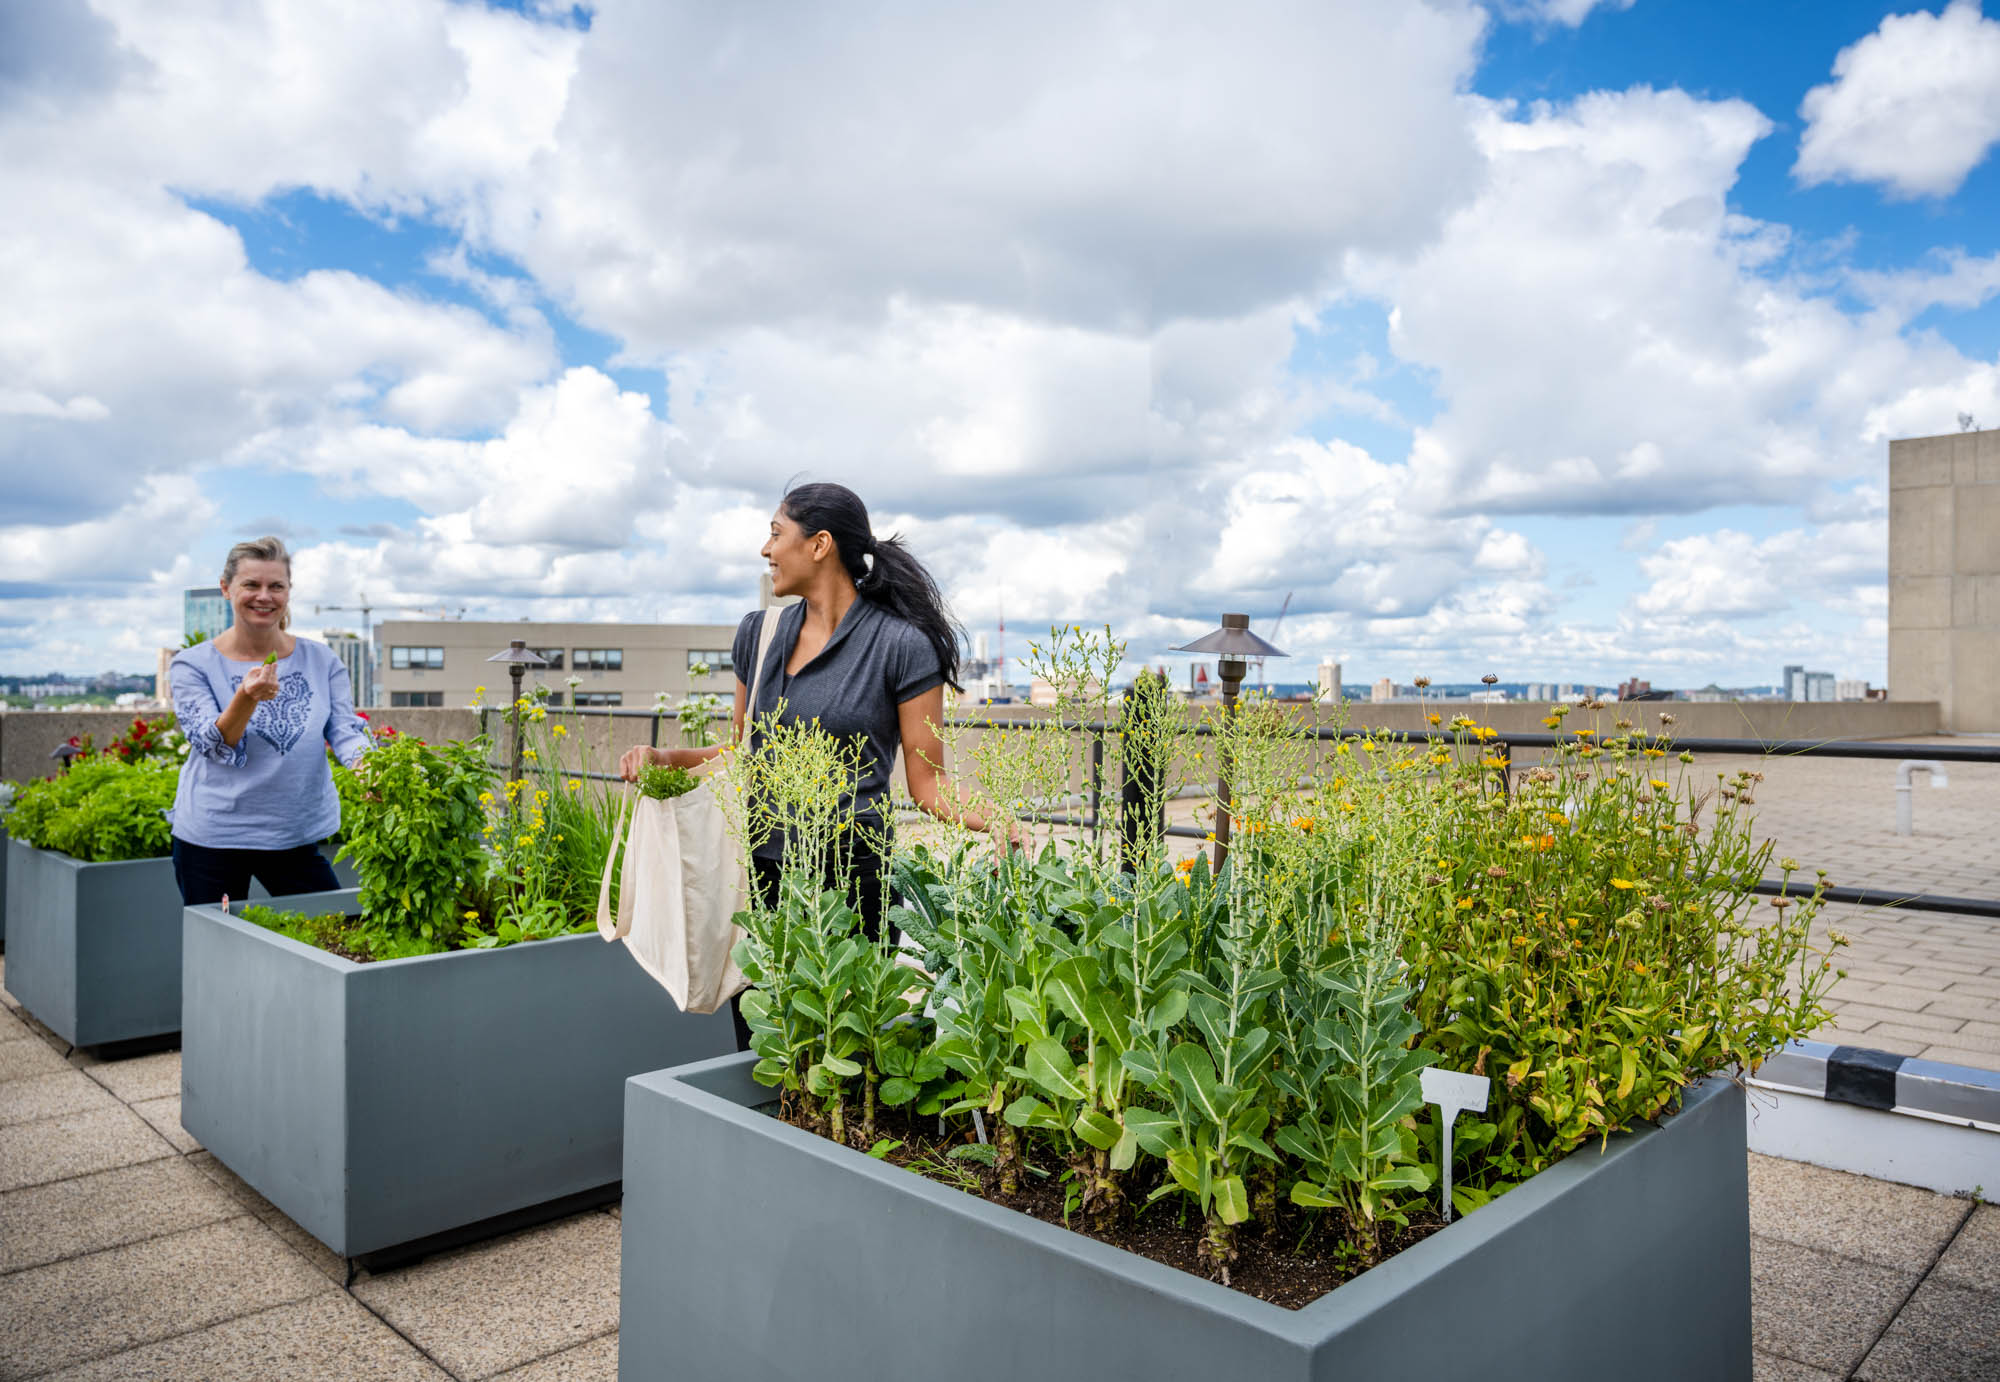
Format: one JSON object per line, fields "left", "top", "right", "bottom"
{"left": 1316, "top": 660, "right": 1342, "bottom": 704}
{"left": 1782, "top": 664, "right": 1805, "bottom": 701}
{"left": 184, "top": 587, "right": 233, "bottom": 642}
{"left": 322, "top": 630, "right": 366, "bottom": 708}
{"left": 1802, "top": 671, "right": 1836, "bottom": 702}
{"left": 1370, "top": 677, "right": 1394, "bottom": 703}
{"left": 1835, "top": 678, "right": 1872, "bottom": 702}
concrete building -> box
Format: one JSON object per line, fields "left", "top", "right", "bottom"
{"left": 183, "top": 587, "right": 232, "bottom": 642}
{"left": 375, "top": 620, "right": 741, "bottom": 710}
{"left": 1888, "top": 427, "right": 2000, "bottom": 730}
{"left": 322, "top": 630, "right": 365, "bottom": 707}
{"left": 1370, "top": 677, "right": 1394, "bottom": 704}
{"left": 1316, "top": 660, "right": 1341, "bottom": 704}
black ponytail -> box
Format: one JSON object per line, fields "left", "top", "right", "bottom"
{"left": 781, "top": 481, "right": 963, "bottom": 691}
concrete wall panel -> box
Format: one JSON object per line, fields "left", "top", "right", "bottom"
{"left": 1892, "top": 575, "right": 1952, "bottom": 631}
{"left": 1888, "top": 629, "right": 1951, "bottom": 712}
{"left": 1979, "top": 428, "right": 2000, "bottom": 486}
{"left": 1889, "top": 484, "right": 1954, "bottom": 578}
{"left": 1891, "top": 435, "right": 1951, "bottom": 489}
{"left": 1951, "top": 631, "right": 2000, "bottom": 732}
{"left": 1952, "top": 484, "right": 2000, "bottom": 575}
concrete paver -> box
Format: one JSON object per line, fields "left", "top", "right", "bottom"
{"left": 0, "top": 1070, "right": 121, "bottom": 1128}
{"left": 0, "top": 1036, "right": 69, "bottom": 1086}
{"left": 186, "top": 1149, "right": 347, "bottom": 1285}
{"left": 486, "top": 1332, "right": 619, "bottom": 1382}
{"left": 1858, "top": 1278, "right": 2000, "bottom": 1381}
{"left": 0, "top": 1157, "right": 241, "bottom": 1275}
{"left": 1749, "top": 1235, "right": 1918, "bottom": 1376}
{"left": 81, "top": 1048, "right": 180, "bottom": 1103}
{"left": 351, "top": 1214, "right": 621, "bottom": 1381}
{"left": 0, "top": 1218, "right": 332, "bottom": 1377}
{"left": 34, "top": 1294, "right": 453, "bottom": 1382}
{"left": 1746, "top": 1155, "right": 1973, "bottom": 1272}
{"left": 1933, "top": 1204, "right": 2000, "bottom": 1293}
{"left": 1753, "top": 1354, "right": 1841, "bottom": 1381}
{"left": 130, "top": 1093, "right": 199, "bottom": 1153}
{"left": 0, "top": 1007, "right": 32, "bottom": 1042}
{"left": 0, "top": 1103, "right": 174, "bottom": 1192}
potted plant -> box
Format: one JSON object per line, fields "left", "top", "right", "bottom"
{"left": 181, "top": 714, "right": 735, "bottom": 1264}
{"left": 3, "top": 726, "right": 188, "bottom": 1045}
{"left": 618, "top": 633, "right": 1838, "bottom": 1381}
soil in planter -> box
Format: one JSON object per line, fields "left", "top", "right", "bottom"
{"left": 772, "top": 1101, "right": 1447, "bottom": 1311}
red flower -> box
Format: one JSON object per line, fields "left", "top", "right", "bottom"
{"left": 355, "top": 710, "right": 369, "bottom": 721}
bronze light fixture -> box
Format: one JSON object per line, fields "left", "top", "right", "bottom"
{"left": 485, "top": 640, "right": 549, "bottom": 806}
{"left": 1170, "top": 613, "right": 1288, "bottom": 871}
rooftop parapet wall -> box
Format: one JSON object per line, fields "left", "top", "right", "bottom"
{"left": 1889, "top": 427, "right": 2000, "bottom": 732}
{"left": 0, "top": 700, "right": 1941, "bottom": 793}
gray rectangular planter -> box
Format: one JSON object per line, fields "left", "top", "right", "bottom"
{"left": 183, "top": 892, "right": 737, "bottom": 1260}
{"left": 3, "top": 837, "right": 356, "bottom": 1048}
{"left": 621, "top": 1055, "right": 1750, "bottom": 1382}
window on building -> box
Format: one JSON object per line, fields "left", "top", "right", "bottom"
{"left": 389, "top": 646, "right": 445, "bottom": 670}
{"left": 574, "top": 648, "right": 623, "bottom": 671}
{"left": 686, "top": 649, "right": 734, "bottom": 674}
{"left": 389, "top": 691, "right": 444, "bottom": 707}
{"left": 573, "top": 691, "right": 623, "bottom": 707}
{"left": 542, "top": 691, "right": 563, "bottom": 708}
{"left": 532, "top": 648, "right": 564, "bottom": 670}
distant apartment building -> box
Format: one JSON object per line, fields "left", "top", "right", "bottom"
{"left": 373, "top": 620, "right": 742, "bottom": 710}
{"left": 183, "top": 587, "right": 232, "bottom": 642}
{"left": 1835, "top": 678, "right": 1873, "bottom": 702}
{"left": 1616, "top": 676, "right": 1652, "bottom": 701}
{"left": 1370, "top": 677, "right": 1394, "bottom": 704}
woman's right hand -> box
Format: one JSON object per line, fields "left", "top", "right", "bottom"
{"left": 237, "top": 663, "right": 280, "bottom": 704}
{"left": 618, "top": 744, "right": 664, "bottom": 781}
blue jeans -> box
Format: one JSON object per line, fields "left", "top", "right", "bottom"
{"left": 171, "top": 838, "right": 341, "bottom": 907}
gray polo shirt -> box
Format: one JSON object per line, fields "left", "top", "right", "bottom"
{"left": 732, "top": 599, "right": 945, "bottom": 859}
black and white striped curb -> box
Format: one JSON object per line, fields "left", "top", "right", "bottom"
{"left": 1749, "top": 1039, "right": 2000, "bottom": 1131}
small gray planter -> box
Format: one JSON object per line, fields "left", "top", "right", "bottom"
{"left": 4, "top": 840, "right": 184, "bottom": 1047}
{"left": 621, "top": 1055, "right": 1750, "bottom": 1382}
{"left": 3, "top": 838, "right": 356, "bottom": 1048}
{"left": 183, "top": 892, "right": 736, "bottom": 1260}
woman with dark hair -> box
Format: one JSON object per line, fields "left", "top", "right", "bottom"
{"left": 618, "top": 483, "right": 1010, "bottom": 1045}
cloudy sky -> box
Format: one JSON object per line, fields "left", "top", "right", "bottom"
{"left": 4, "top": 0, "right": 1999, "bottom": 689}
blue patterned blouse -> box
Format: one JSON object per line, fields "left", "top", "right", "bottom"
{"left": 167, "top": 638, "right": 371, "bottom": 850}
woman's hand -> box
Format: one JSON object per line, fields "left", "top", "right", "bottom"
{"left": 237, "top": 662, "right": 280, "bottom": 704}
{"left": 618, "top": 744, "right": 665, "bottom": 781}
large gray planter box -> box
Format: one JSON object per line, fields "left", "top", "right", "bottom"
{"left": 1, "top": 823, "right": 9, "bottom": 950}
{"left": 183, "top": 892, "right": 736, "bottom": 1260}
{"left": 3, "top": 838, "right": 356, "bottom": 1048}
{"left": 621, "top": 1055, "right": 1749, "bottom": 1382}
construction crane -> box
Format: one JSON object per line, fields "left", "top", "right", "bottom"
{"left": 312, "top": 594, "right": 469, "bottom": 707}
{"left": 1254, "top": 592, "right": 1293, "bottom": 691}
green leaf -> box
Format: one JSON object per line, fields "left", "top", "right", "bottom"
{"left": 1003, "top": 1094, "right": 1063, "bottom": 1130}
{"left": 1072, "top": 1108, "right": 1122, "bottom": 1151}
{"left": 822, "top": 1054, "right": 862, "bottom": 1079}
{"left": 1165, "top": 1043, "right": 1226, "bottom": 1125}
{"left": 1024, "top": 1038, "right": 1088, "bottom": 1104}
{"left": 879, "top": 1077, "right": 920, "bottom": 1106}
{"left": 1213, "top": 1174, "right": 1249, "bottom": 1225}
{"left": 1617, "top": 1047, "right": 1638, "bottom": 1101}
{"left": 1147, "top": 986, "right": 1189, "bottom": 1033}
{"left": 1121, "top": 1107, "right": 1179, "bottom": 1155}
{"left": 1289, "top": 1180, "right": 1341, "bottom": 1209}
{"left": 1368, "top": 1165, "right": 1434, "bottom": 1192}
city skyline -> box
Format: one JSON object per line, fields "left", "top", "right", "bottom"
{"left": 5, "top": 2, "right": 2000, "bottom": 686}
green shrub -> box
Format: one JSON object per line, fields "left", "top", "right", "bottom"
{"left": 4, "top": 757, "right": 176, "bottom": 862}
{"left": 331, "top": 732, "right": 494, "bottom": 950}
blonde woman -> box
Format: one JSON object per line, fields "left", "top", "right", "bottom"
{"left": 167, "top": 537, "right": 371, "bottom": 905}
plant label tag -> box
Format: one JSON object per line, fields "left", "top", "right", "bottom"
{"left": 1420, "top": 1066, "right": 1489, "bottom": 1119}
{"left": 1421, "top": 1068, "right": 1490, "bottom": 1225}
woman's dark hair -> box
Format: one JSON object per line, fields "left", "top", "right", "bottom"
{"left": 782, "top": 481, "right": 963, "bottom": 691}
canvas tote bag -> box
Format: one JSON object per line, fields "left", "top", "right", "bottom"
{"left": 595, "top": 606, "right": 780, "bottom": 1013}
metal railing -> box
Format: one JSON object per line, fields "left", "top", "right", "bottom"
{"left": 471, "top": 704, "right": 2000, "bottom": 921}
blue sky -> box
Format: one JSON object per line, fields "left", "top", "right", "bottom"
{"left": 4, "top": 0, "right": 1998, "bottom": 691}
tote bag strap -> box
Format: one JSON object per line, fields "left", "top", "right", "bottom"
{"left": 595, "top": 782, "right": 636, "bottom": 941}
{"left": 743, "top": 604, "right": 782, "bottom": 743}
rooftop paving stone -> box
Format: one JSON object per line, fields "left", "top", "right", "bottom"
{"left": 31, "top": 1294, "right": 454, "bottom": 1382}
{"left": 1857, "top": 1277, "right": 2000, "bottom": 1381}
{"left": 1751, "top": 1353, "right": 1841, "bottom": 1381}
{"left": 1746, "top": 1154, "right": 1974, "bottom": 1273}
{"left": 0, "top": 1218, "right": 332, "bottom": 1377}
{"left": 0, "top": 1103, "right": 174, "bottom": 1192}
{"left": 80, "top": 1048, "right": 179, "bottom": 1103}
{"left": 485, "top": 1332, "right": 619, "bottom": 1382}
{"left": 1749, "top": 1235, "right": 1919, "bottom": 1376}
{"left": 1932, "top": 1205, "right": 2000, "bottom": 1293}
{"left": 0, "top": 1156, "right": 241, "bottom": 1274}
{"left": 0, "top": 1069, "right": 120, "bottom": 1128}
{"left": 0, "top": 1035, "right": 70, "bottom": 1086}
{"left": 130, "top": 1092, "right": 199, "bottom": 1153}
{"left": 349, "top": 1213, "right": 621, "bottom": 1381}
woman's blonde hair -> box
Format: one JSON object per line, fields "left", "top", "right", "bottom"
{"left": 221, "top": 536, "right": 293, "bottom": 631}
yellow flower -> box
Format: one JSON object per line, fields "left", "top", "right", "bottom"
{"left": 528, "top": 705, "right": 547, "bottom": 722}
{"left": 1610, "top": 878, "right": 1636, "bottom": 890}
{"left": 1546, "top": 811, "right": 1567, "bottom": 825}
{"left": 567, "top": 778, "right": 582, "bottom": 792}
{"left": 1175, "top": 858, "right": 1196, "bottom": 878}
{"left": 552, "top": 725, "right": 568, "bottom": 738}
{"left": 523, "top": 748, "right": 538, "bottom": 762}
{"left": 1642, "top": 747, "right": 1665, "bottom": 759}
{"left": 1630, "top": 961, "right": 1649, "bottom": 975}
{"left": 1292, "top": 816, "right": 1316, "bottom": 833}
{"left": 478, "top": 792, "right": 494, "bottom": 806}
{"left": 1649, "top": 779, "right": 1668, "bottom": 790}
{"left": 1426, "top": 713, "right": 1442, "bottom": 726}
{"left": 462, "top": 910, "right": 479, "bottom": 921}
{"left": 1456, "top": 898, "right": 1473, "bottom": 910}
{"left": 1481, "top": 756, "right": 1507, "bottom": 770}
{"left": 475, "top": 686, "right": 486, "bottom": 695}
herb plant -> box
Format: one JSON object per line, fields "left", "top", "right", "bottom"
{"left": 4, "top": 757, "right": 176, "bottom": 861}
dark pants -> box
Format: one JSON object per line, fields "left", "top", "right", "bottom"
{"left": 731, "top": 845, "right": 891, "bottom": 1052}
{"left": 172, "top": 838, "right": 341, "bottom": 907}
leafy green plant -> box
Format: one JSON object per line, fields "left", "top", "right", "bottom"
{"left": 4, "top": 757, "right": 176, "bottom": 861}
{"left": 332, "top": 732, "right": 493, "bottom": 950}
{"left": 715, "top": 629, "right": 1840, "bottom": 1290}
{"left": 638, "top": 763, "right": 699, "bottom": 800}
